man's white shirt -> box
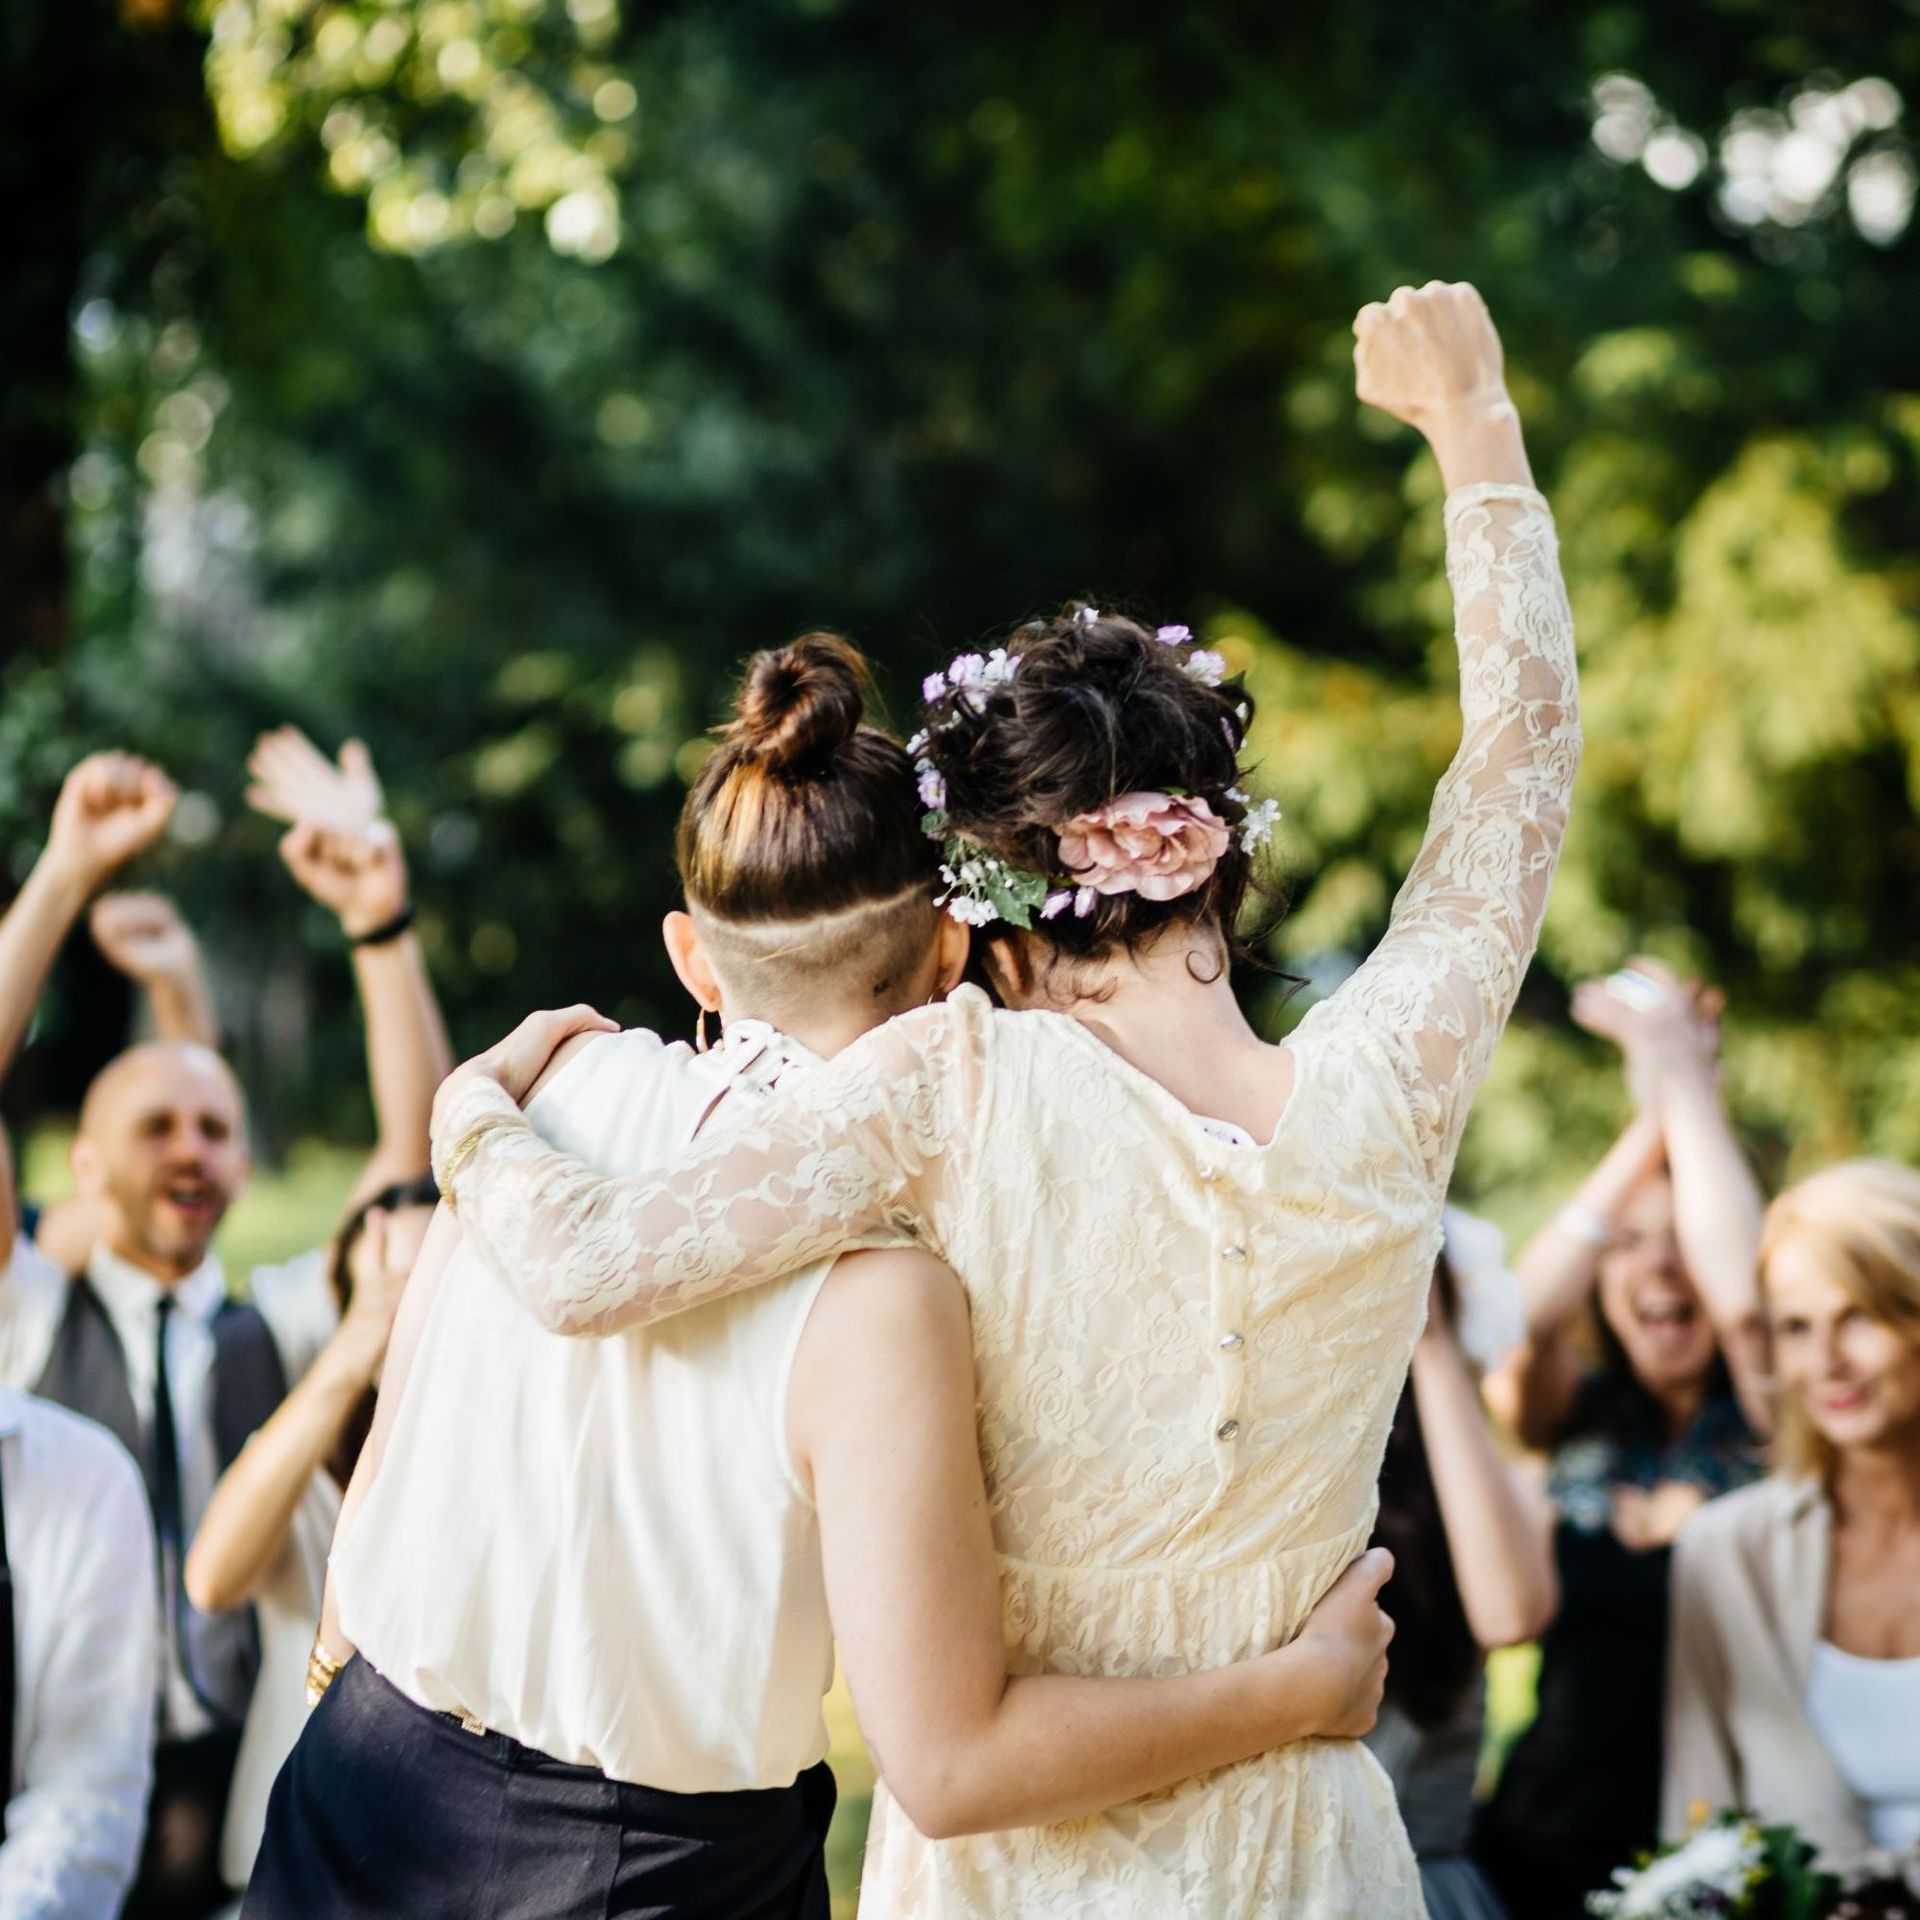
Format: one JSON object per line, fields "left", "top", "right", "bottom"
{"left": 0, "top": 1233, "right": 334, "bottom": 1739}
{"left": 0, "top": 1372, "right": 157, "bottom": 1919}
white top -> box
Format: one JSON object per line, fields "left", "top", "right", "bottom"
{"left": 0, "top": 1376, "right": 157, "bottom": 1920}
{"left": 1806, "top": 1639, "right": 1920, "bottom": 1851}
{"left": 435, "top": 483, "right": 1579, "bottom": 1916}
{"left": 0, "top": 1236, "right": 335, "bottom": 1739}
{"left": 220, "top": 1469, "right": 340, "bottom": 1889}
{"left": 336, "top": 1024, "right": 836, "bottom": 1792}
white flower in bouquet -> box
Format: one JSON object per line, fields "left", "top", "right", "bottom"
{"left": 1589, "top": 1819, "right": 1766, "bottom": 1917}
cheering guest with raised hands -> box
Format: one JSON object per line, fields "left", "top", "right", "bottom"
{"left": 1666, "top": 1161, "right": 1920, "bottom": 1871}
{"left": 427, "top": 281, "right": 1580, "bottom": 1917}
{"left": 0, "top": 741, "right": 447, "bottom": 1920}
{"left": 1475, "top": 959, "right": 1767, "bottom": 1920}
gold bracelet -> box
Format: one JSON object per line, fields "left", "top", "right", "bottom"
{"left": 306, "top": 1635, "right": 346, "bottom": 1709}
{"left": 435, "top": 1116, "right": 509, "bottom": 1215}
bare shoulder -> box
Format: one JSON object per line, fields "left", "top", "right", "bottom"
{"left": 810, "top": 1246, "right": 970, "bottom": 1347}
{"left": 789, "top": 1248, "right": 973, "bottom": 1483}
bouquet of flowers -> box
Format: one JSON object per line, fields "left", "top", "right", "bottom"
{"left": 1589, "top": 1815, "right": 1919, "bottom": 1920}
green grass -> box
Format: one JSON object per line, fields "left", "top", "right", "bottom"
{"left": 21, "top": 1132, "right": 1540, "bottom": 1909}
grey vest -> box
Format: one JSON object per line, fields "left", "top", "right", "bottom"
{"left": 34, "top": 1277, "right": 288, "bottom": 1731}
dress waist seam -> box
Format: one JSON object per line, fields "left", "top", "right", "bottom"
{"left": 997, "top": 1523, "right": 1372, "bottom": 1582}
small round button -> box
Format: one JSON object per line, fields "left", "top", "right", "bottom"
{"left": 1224, "top": 1243, "right": 1247, "bottom": 1263}
{"left": 1219, "top": 1332, "right": 1245, "bottom": 1352}
{"left": 1215, "top": 1419, "right": 1241, "bottom": 1441}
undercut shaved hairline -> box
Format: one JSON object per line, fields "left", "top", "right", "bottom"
{"left": 692, "top": 882, "right": 940, "bottom": 1007}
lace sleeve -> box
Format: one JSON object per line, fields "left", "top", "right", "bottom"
{"left": 431, "top": 996, "right": 986, "bottom": 1337}
{"left": 1319, "top": 482, "right": 1580, "bottom": 1184}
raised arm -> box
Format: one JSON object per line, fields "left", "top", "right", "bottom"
{"left": 88, "top": 892, "right": 218, "bottom": 1047}
{"left": 1409, "top": 1281, "right": 1557, "bottom": 1648}
{"left": 0, "top": 755, "right": 177, "bottom": 1093}
{"left": 1570, "top": 961, "right": 1768, "bottom": 1432}
{"left": 1484, "top": 1110, "right": 1667, "bottom": 1448}
{"left": 795, "top": 1248, "right": 1394, "bottom": 1835}
{"left": 249, "top": 730, "right": 452, "bottom": 1209}
{"left": 1329, "top": 284, "right": 1580, "bottom": 1181}
{"left": 431, "top": 995, "right": 985, "bottom": 1338}
{"left": 186, "top": 1208, "right": 405, "bottom": 1615}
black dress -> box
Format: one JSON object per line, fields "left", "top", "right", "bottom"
{"left": 1472, "top": 1522, "right": 1672, "bottom": 1919}
{"left": 1471, "top": 1386, "right": 1759, "bottom": 1920}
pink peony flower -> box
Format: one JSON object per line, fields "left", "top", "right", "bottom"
{"left": 1054, "top": 792, "right": 1230, "bottom": 904}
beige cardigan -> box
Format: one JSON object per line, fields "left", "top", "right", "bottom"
{"left": 1664, "top": 1474, "right": 1874, "bottom": 1866}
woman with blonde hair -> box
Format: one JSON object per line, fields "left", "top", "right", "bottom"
{"left": 1664, "top": 1158, "right": 1920, "bottom": 1868}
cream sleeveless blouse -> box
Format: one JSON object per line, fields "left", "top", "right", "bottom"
{"left": 335, "top": 1023, "right": 836, "bottom": 1791}
{"left": 435, "top": 483, "right": 1580, "bottom": 1914}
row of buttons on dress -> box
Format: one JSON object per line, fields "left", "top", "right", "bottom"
{"left": 1200, "top": 1164, "right": 1250, "bottom": 1447}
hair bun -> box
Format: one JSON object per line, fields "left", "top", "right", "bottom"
{"left": 732, "top": 632, "right": 868, "bottom": 776}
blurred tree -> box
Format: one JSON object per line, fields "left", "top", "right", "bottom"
{"left": 5, "top": 0, "right": 1919, "bottom": 1208}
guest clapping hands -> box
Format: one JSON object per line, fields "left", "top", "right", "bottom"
{"left": 1475, "top": 959, "right": 1768, "bottom": 1920}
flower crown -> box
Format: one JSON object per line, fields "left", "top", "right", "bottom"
{"left": 912, "top": 611, "right": 1282, "bottom": 929}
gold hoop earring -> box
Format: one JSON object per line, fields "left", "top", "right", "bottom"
{"left": 696, "top": 1007, "right": 714, "bottom": 1053}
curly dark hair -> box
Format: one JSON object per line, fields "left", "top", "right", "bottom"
{"left": 921, "top": 606, "right": 1269, "bottom": 963}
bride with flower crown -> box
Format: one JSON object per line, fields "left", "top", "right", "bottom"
{"left": 430, "top": 281, "right": 1580, "bottom": 1917}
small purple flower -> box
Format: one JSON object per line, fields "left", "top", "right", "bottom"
{"left": 917, "top": 766, "right": 947, "bottom": 809}
{"left": 1220, "top": 717, "right": 1237, "bottom": 747}
{"left": 1155, "top": 624, "right": 1192, "bottom": 645}
{"left": 947, "top": 652, "right": 987, "bottom": 688}
{"left": 922, "top": 672, "right": 948, "bottom": 704}
{"left": 1073, "top": 606, "right": 1100, "bottom": 628}
{"left": 1184, "top": 649, "right": 1227, "bottom": 687}
{"left": 1073, "top": 885, "right": 1099, "bottom": 917}
{"left": 1040, "top": 889, "right": 1073, "bottom": 920}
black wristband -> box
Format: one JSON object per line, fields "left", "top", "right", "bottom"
{"left": 347, "top": 905, "right": 415, "bottom": 949}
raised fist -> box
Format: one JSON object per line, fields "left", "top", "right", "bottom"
{"left": 45, "top": 753, "right": 178, "bottom": 889}
{"left": 90, "top": 892, "right": 201, "bottom": 985}
{"left": 1353, "top": 281, "right": 1508, "bottom": 433}
{"left": 278, "top": 820, "right": 410, "bottom": 941}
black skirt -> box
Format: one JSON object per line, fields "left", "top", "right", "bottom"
{"left": 243, "top": 1656, "right": 837, "bottom": 1920}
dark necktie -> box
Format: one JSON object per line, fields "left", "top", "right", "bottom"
{"left": 149, "top": 1293, "right": 183, "bottom": 1567}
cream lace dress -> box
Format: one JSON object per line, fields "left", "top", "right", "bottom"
{"left": 434, "top": 482, "right": 1579, "bottom": 1918}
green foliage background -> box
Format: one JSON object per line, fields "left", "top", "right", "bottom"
{"left": 6, "top": 0, "right": 1920, "bottom": 1216}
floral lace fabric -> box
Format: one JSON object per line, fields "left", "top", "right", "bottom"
{"left": 434, "top": 482, "right": 1578, "bottom": 1916}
